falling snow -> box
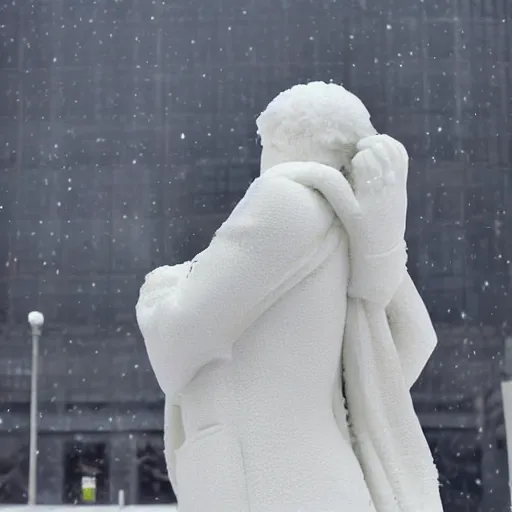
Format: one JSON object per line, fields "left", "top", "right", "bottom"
{"left": 0, "top": 0, "right": 510, "bottom": 508}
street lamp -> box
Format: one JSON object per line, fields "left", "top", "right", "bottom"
{"left": 502, "top": 336, "right": 512, "bottom": 505}
{"left": 27, "top": 311, "right": 44, "bottom": 505}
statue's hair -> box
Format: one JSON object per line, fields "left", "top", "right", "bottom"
{"left": 256, "top": 81, "right": 376, "bottom": 169}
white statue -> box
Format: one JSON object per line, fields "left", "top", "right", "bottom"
{"left": 136, "top": 81, "right": 443, "bottom": 512}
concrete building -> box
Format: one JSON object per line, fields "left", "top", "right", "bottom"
{"left": 0, "top": 0, "right": 511, "bottom": 510}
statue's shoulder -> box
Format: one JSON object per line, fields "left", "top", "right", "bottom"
{"left": 224, "top": 164, "right": 334, "bottom": 236}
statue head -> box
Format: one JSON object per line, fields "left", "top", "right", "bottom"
{"left": 256, "top": 81, "right": 377, "bottom": 174}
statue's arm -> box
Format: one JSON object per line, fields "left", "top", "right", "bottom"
{"left": 342, "top": 134, "right": 436, "bottom": 388}
{"left": 136, "top": 174, "right": 331, "bottom": 399}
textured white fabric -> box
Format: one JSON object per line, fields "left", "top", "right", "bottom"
{"left": 136, "top": 158, "right": 442, "bottom": 511}
{"left": 339, "top": 135, "right": 442, "bottom": 512}
{"left": 138, "top": 166, "right": 374, "bottom": 511}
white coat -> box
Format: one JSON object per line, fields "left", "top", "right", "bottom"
{"left": 136, "top": 144, "right": 443, "bottom": 511}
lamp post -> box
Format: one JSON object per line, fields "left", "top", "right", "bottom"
{"left": 27, "top": 311, "right": 44, "bottom": 505}
{"left": 502, "top": 336, "right": 512, "bottom": 506}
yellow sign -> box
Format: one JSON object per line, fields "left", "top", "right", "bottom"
{"left": 81, "top": 476, "right": 96, "bottom": 503}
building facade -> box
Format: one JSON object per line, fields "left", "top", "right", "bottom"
{"left": 0, "top": 0, "right": 511, "bottom": 510}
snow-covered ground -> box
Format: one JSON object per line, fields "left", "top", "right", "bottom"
{"left": 3, "top": 507, "right": 178, "bottom": 511}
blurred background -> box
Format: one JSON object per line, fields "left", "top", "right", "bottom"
{"left": 0, "top": 0, "right": 511, "bottom": 510}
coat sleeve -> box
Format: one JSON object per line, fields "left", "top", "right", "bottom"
{"left": 136, "top": 174, "right": 333, "bottom": 398}
{"left": 386, "top": 272, "right": 437, "bottom": 388}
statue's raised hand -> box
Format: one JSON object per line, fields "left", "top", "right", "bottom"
{"left": 346, "top": 134, "right": 409, "bottom": 304}
{"left": 350, "top": 134, "right": 408, "bottom": 254}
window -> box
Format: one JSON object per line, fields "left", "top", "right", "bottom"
{"left": 0, "top": 174, "right": 9, "bottom": 324}
{"left": 0, "top": 437, "right": 28, "bottom": 504}
{"left": 137, "top": 436, "right": 176, "bottom": 504}
{"left": 63, "top": 441, "right": 109, "bottom": 504}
